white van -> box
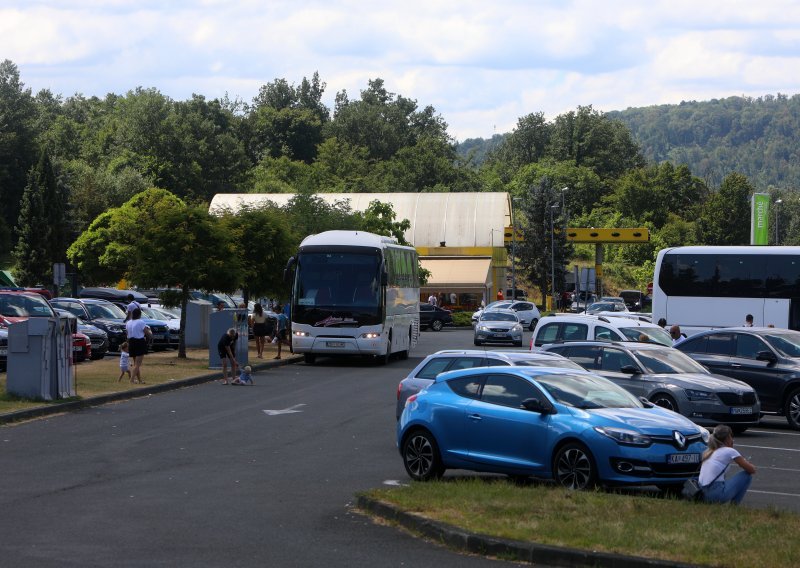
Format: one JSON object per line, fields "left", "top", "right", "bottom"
{"left": 530, "top": 313, "right": 672, "bottom": 349}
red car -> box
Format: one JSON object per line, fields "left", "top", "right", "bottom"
{"left": 73, "top": 331, "right": 92, "bottom": 362}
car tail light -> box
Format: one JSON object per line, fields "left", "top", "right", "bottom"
{"left": 396, "top": 383, "right": 402, "bottom": 401}
{"left": 406, "top": 394, "right": 418, "bottom": 406}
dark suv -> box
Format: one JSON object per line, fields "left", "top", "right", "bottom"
{"left": 419, "top": 303, "right": 452, "bottom": 331}
{"left": 675, "top": 327, "right": 800, "bottom": 429}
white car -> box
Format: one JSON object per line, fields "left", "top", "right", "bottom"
{"left": 472, "top": 300, "right": 541, "bottom": 331}
{"left": 531, "top": 313, "right": 672, "bottom": 349}
{"left": 474, "top": 308, "right": 524, "bottom": 346}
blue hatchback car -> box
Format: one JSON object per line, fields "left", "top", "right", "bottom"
{"left": 398, "top": 367, "right": 710, "bottom": 490}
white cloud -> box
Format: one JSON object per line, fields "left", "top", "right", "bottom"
{"left": 3, "top": 1, "right": 800, "bottom": 140}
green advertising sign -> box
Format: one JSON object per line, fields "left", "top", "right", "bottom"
{"left": 751, "top": 193, "right": 770, "bottom": 245}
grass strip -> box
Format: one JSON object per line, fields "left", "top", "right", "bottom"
{"left": 0, "top": 343, "right": 282, "bottom": 414}
{"left": 363, "top": 477, "right": 798, "bottom": 568}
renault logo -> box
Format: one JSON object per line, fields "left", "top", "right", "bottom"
{"left": 673, "top": 431, "right": 686, "bottom": 449}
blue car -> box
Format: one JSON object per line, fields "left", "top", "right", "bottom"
{"left": 398, "top": 367, "right": 710, "bottom": 490}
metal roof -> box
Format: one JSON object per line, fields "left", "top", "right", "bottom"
{"left": 209, "top": 192, "right": 511, "bottom": 248}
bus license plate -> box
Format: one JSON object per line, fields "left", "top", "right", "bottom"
{"left": 730, "top": 407, "right": 753, "bottom": 415}
{"left": 327, "top": 341, "right": 345, "bottom": 348}
{"left": 667, "top": 453, "right": 700, "bottom": 464}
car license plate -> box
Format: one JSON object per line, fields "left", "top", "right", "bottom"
{"left": 491, "top": 333, "right": 508, "bottom": 338}
{"left": 730, "top": 407, "right": 753, "bottom": 415}
{"left": 667, "top": 453, "right": 700, "bottom": 464}
{"left": 73, "top": 346, "right": 82, "bottom": 352}
{"left": 0, "top": 348, "right": 7, "bottom": 356}
{"left": 327, "top": 341, "right": 345, "bottom": 348}
{"left": 152, "top": 334, "right": 165, "bottom": 340}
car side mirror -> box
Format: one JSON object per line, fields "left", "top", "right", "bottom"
{"left": 521, "top": 398, "right": 554, "bottom": 414}
{"left": 639, "top": 396, "right": 654, "bottom": 408}
{"left": 756, "top": 350, "right": 778, "bottom": 364}
{"left": 620, "top": 365, "right": 640, "bottom": 375}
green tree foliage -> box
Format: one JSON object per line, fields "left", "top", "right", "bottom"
{"left": 351, "top": 200, "right": 412, "bottom": 244}
{"left": 0, "top": 60, "right": 38, "bottom": 256}
{"left": 698, "top": 173, "right": 753, "bottom": 245}
{"left": 12, "top": 166, "right": 50, "bottom": 286}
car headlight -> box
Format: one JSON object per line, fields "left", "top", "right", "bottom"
{"left": 293, "top": 330, "right": 309, "bottom": 337}
{"left": 684, "top": 389, "right": 717, "bottom": 402}
{"left": 594, "top": 426, "right": 652, "bottom": 446}
{"left": 512, "top": 324, "right": 522, "bottom": 332}
{"left": 360, "top": 332, "right": 380, "bottom": 339}
{"left": 478, "top": 325, "right": 489, "bottom": 332}
{"left": 700, "top": 428, "right": 710, "bottom": 444}
{"left": 107, "top": 325, "right": 123, "bottom": 332}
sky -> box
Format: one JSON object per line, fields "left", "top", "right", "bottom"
{"left": 3, "top": 0, "right": 800, "bottom": 141}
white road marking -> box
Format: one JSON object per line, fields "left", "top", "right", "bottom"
{"left": 761, "top": 466, "right": 800, "bottom": 473}
{"left": 748, "top": 490, "right": 800, "bottom": 498}
{"left": 737, "top": 444, "right": 800, "bottom": 452}
{"left": 383, "top": 480, "right": 408, "bottom": 487}
{"left": 262, "top": 404, "right": 306, "bottom": 416}
{"left": 748, "top": 429, "right": 800, "bottom": 436}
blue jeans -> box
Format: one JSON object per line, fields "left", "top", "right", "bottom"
{"left": 703, "top": 471, "right": 753, "bottom": 505}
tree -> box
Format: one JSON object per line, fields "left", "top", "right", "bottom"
{"left": 352, "top": 200, "right": 411, "bottom": 244}
{"left": 699, "top": 173, "right": 753, "bottom": 245}
{"left": 12, "top": 166, "right": 50, "bottom": 286}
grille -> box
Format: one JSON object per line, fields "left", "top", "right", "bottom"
{"left": 650, "top": 433, "right": 705, "bottom": 450}
{"left": 717, "top": 392, "right": 757, "bottom": 406}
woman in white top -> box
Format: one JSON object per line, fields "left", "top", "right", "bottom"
{"left": 698, "top": 424, "right": 756, "bottom": 504}
{"left": 125, "top": 307, "right": 152, "bottom": 384}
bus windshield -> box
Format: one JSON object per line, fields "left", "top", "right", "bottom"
{"left": 293, "top": 251, "right": 382, "bottom": 326}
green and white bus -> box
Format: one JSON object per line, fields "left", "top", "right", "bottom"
{"left": 285, "top": 230, "right": 420, "bottom": 365}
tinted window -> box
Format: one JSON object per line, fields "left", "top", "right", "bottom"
{"left": 706, "top": 334, "right": 734, "bottom": 356}
{"left": 735, "top": 334, "right": 769, "bottom": 359}
{"left": 485, "top": 358, "right": 512, "bottom": 367}
{"left": 594, "top": 326, "right": 620, "bottom": 341}
{"left": 515, "top": 303, "right": 533, "bottom": 311}
{"left": 420, "top": 304, "right": 432, "bottom": 312}
{"left": 447, "top": 375, "right": 483, "bottom": 399}
{"left": 564, "top": 345, "right": 601, "bottom": 369}
{"left": 448, "top": 357, "right": 488, "bottom": 371}
{"left": 417, "top": 357, "right": 454, "bottom": 379}
{"left": 536, "top": 323, "right": 560, "bottom": 345}
{"left": 764, "top": 330, "right": 800, "bottom": 357}
{"left": 600, "top": 348, "right": 637, "bottom": 372}
{"left": 562, "top": 323, "right": 588, "bottom": 341}
{"left": 765, "top": 256, "right": 800, "bottom": 298}
{"left": 633, "top": 348, "right": 710, "bottom": 374}
{"left": 480, "top": 374, "right": 543, "bottom": 408}
{"left": 676, "top": 335, "right": 707, "bottom": 354}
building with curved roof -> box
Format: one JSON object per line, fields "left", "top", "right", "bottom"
{"left": 209, "top": 192, "right": 515, "bottom": 309}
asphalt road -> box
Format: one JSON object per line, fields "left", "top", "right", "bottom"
{"left": 1, "top": 328, "right": 799, "bottom": 567}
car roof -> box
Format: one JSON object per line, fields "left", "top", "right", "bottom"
{"left": 544, "top": 340, "right": 670, "bottom": 351}
{"left": 541, "top": 313, "right": 657, "bottom": 327}
{"left": 689, "top": 326, "right": 798, "bottom": 335}
{"left": 54, "top": 297, "right": 116, "bottom": 305}
{"left": 435, "top": 365, "right": 589, "bottom": 383}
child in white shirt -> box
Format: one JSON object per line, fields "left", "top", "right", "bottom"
{"left": 118, "top": 342, "right": 131, "bottom": 382}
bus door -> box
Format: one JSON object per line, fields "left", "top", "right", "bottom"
{"left": 764, "top": 299, "right": 791, "bottom": 329}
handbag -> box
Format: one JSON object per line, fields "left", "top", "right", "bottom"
{"left": 681, "top": 468, "right": 725, "bottom": 501}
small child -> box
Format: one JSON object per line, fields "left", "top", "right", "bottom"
{"left": 232, "top": 365, "right": 253, "bottom": 385}
{"left": 118, "top": 341, "right": 131, "bottom": 382}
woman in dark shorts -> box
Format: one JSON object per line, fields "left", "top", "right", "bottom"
{"left": 125, "top": 307, "right": 152, "bottom": 384}
{"left": 217, "top": 328, "right": 239, "bottom": 384}
{"left": 250, "top": 303, "right": 270, "bottom": 358}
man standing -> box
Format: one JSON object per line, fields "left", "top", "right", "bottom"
{"left": 669, "top": 325, "right": 686, "bottom": 346}
{"left": 274, "top": 304, "right": 290, "bottom": 359}
{"left": 427, "top": 292, "right": 437, "bottom": 306}
{"left": 745, "top": 314, "right": 754, "bottom": 327}
{"left": 125, "top": 293, "right": 141, "bottom": 322}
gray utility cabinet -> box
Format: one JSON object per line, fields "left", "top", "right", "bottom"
{"left": 7, "top": 316, "right": 75, "bottom": 400}
{"left": 185, "top": 299, "right": 212, "bottom": 348}
{"left": 208, "top": 309, "right": 249, "bottom": 370}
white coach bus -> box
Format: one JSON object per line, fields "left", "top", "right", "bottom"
{"left": 284, "top": 230, "right": 420, "bottom": 365}
{"left": 653, "top": 246, "right": 800, "bottom": 335}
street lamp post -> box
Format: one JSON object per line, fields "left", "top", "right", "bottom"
{"left": 550, "top": 203, "right": 559, "bottom": 311}
{"left": 511, "top": 198, "right": 520, "bottom": 301}
{"left": 776, "top": 199, "right": 783, "bottom": 245}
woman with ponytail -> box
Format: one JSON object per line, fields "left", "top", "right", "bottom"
{"left": 698, "top": 424, "right": 756, "bottom": 504}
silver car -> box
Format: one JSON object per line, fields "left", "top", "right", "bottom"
{"left": 474, "top": 309, "right": 523, "bottom": 346}
{"left": 541, "top": 340, "right": 761, "bottom": 432}
{"left": 394, "top": 349, "right": 584, "bottom": 419}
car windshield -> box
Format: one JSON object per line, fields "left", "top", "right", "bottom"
{"left": 587, "top": 302, "right": 615, "bottom": 312}
{"left": 632, "top": 348, "right": 709, "bottom": 374}
{"left": 481, "top": 311, "right": 518, "bottom": 322}
{"left": 763, "top": 331, "right": 800, "bottom": 357}
{"left": 618, "top": 326, "right": 672, "bottom": 346}
{"left": 152, "top": 308, "right": 178, "bottom": 320}
{"left": 140, "top": 307, "right": 165, "bottom": 320}
{"left": 86, "top": 302, "right": 125, "bottom": 319}
{"left": 535, "top": 373, "right": 642, "bottom": 409}
{"left": 0, "top": 294, "right": 55, "bottom": 317}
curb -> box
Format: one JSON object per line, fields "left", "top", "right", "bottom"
{"left": 355, "top": 496, "right": 701, "bottom": 568}
{"left": 0, "top": 354, "right": 303, "bottom": 426}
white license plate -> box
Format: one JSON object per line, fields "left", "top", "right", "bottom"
{"left": 327, "top": 341, "right": 345, "bottom": 348}
{"left": 491, "top": 333, "right": 509, "bottom": 338}
{"left": 667, "top": 453, "right": 700, "bottom": 464}
{"left": 730, "top": 407, "right": 753, "bottom": 415}
{"left": 73, "top": 346, "right": 82, "bottom": 352}
{"left": 152, "top": 334, "right": 165, "bottom": 340}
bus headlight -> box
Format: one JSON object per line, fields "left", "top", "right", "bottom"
{"left": 360, "top": 332, "right": 381, "bottom": 339}
{"left": 293, "top": 330, "right": 309, "bottom": 337}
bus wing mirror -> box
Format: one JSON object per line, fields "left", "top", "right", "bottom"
{"left": 380, "top": 270, "right": 388, "bottom": 286}
{"left": 283, "top": 256, "right": 296, "bottom": 283}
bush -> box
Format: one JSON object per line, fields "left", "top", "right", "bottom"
{"left": 451, "top": 312, "right": 473, "bottom": 326}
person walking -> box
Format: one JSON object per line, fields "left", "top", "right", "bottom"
{"left": 250, "top": 303, "right": 269, "bottom": 359}
{"left": 117, "top": 341, "right": 131, "bottom": 382}
{"left": 427, "top": 292, "right": 437, "bottom": 306}
{"left": 125, "top": 293, "right": 141, "bottom": 322}
{"left": 125, "top": 307, "right": 151, "bottom": 384}
{"left": 274, "top": 304, "right": 289, "bottom": 359}
{"left": 217, "top": 328, "right": 239, "bottom": 384}
{"left": 699, "top": 424, "right": 756, "bottom": 505}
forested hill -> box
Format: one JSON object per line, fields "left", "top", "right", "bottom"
{"left": 458, "top": 94, "right": 800, "bottom": 191}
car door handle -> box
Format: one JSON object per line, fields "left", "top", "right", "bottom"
{"left": 730, "top": 363, "right": 741, "bottom": 368}
{"left": 468, "top": 414, "right": 482, "bottom": 421}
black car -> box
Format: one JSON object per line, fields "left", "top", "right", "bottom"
{"left": 675, "top": 326, "right": 800, "bottom": 429}
{"left": 50, "top": 297, "right": 128, "bottom": 352}
{"left": 78, "top": 287, "right": 149, "bottom": 305}
{"left": 419, "top": 303, "right": 453, "bottom": 331}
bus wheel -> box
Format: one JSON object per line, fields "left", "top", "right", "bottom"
{"left": 304, "top": 353, "right": 316, "bottom": 365}
{"left": 380, "top": 341, "right": 391, "bottom": 365}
